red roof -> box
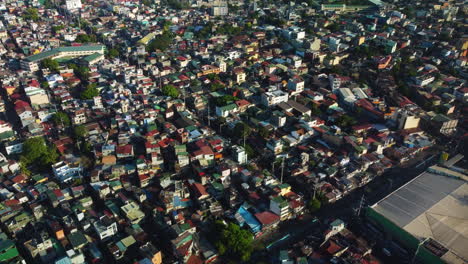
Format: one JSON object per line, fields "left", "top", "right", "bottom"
{"left": 235, "top": 99, "right": 250, "bottom": 107}
{"left": 255, "top": 211, "right": 280, "bottom": 226}
{"left": 14, "top": 100, "right": 31, "bottom": 110}
{"left": 116, "top": 145, "right": 133, "bottom": 155}
{"left": 186, "top": 255, "right": 203, "bottom": 264}
{"left": 192, "top": 183, "right": 208, "bottom": 197}
{"left": 326, "top": 240, "right": 342, "bottom": 255}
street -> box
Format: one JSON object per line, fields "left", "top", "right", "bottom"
{"left": 252, "top": 147, "right": 440, "bottom": 260}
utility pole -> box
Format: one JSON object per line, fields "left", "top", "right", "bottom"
{"left": 243, "top": 132, "right": 246, "bottom": 149}
{"left": 356, "top": 194, "right": 366, "bottom": 217}
{"left": 207, "top": 107, "right": 210, "bottom": 127}
{"left": 280, "top": 157, "right": 286, "bottom": 183}
{"left": 272, "top": 160, "right": 275, "bottom": 175}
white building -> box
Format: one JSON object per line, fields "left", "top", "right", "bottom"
{"left": 211, "top": 5, "right": 228, "bottom": 16}
{"left": 52, "top": 161, "right": 82, "bottom": 183}
{"left": 4, "top": 141, "right": 23, "bottom": 155}
{"left": 93, "top": 216, "right": 118, "bottom": 240}
{"left": 261, "top": 90, "right": 289, "bottom": 106}
{"left": 65, "top": 0, "right": 82, "bottom": 11}
{"left": 232, "top": 145, "right": 247, "bottom": 164}
{"left": 287, "top": 76, "right": 304, "bottom": 95}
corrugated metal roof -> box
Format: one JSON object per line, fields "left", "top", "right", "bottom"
{"left": 371, "top": 170, "right": 468, "bottom": 262}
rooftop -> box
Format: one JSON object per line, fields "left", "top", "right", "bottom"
{"left": 370, "top": 170, "right": 468, "bottom": 263}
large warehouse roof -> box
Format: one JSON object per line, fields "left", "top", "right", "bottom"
{"left": 371, "top": 170, "right": 468, "bottom": 264}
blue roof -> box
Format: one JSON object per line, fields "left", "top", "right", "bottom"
{"left": 173, "top": 196, "right": 192, "bottom": 208}
{"left": 237, "top": 206, "right": 261, "bottom": 233}
{"left": 55, "top": 257, "right": 72, "bottom": 264}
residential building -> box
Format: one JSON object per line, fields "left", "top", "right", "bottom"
{"left": 52, "top": 161, "right": 82, "bottom": 183}
{"left": 261, "top": 90, "right": 289, "bottom": 106}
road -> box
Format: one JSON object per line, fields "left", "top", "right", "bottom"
{"left": 253, "top": 147, "right": 440, "bottom": 257}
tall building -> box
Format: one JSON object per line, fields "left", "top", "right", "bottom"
{"left": 211, "top": 1, "right": 228, "bottom": 16}
{"left": 65, "top": 0, "right": 82, "bottom": 11}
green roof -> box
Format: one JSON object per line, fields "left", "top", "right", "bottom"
{"left": 68, "top": 231, "right": 88, "bottom": 249}
{"left": 0, "top": 244, "right": 19, "bottom": 262}
{"left": 220, "top": 103, "right": 237, "bottom": 111}
{"left": 432, "top": 114, "right": 451, "bottom": 123}
{"left": 272, "top": 196, "right": 288, "bottom": 207}
{"left": 24, "top": 45, "right": 105, "bottom": 62}
{"left": 82, "top": 53, "right": 103, "bottom": 62}
{"left": 0, "top": 131, "right": 15, "bottom": 140}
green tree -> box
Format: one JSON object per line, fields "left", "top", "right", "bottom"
{"left": 335, "top": 114, "right": 357, "bottom": 128}
{"left": 234, "top": 122, "right": 251, "bottom": 138}
{"left": 258, "top": 126, "right": 272, "bottom": 139}
{"left": 41, "top": 58, "right": 59, "bottom": 72}
{"left": 210, "top": 82, "right": 225, "bottom": 92}
{"left": 51, "top": 25, "right": 65, "bottom": 34}
{"left": 146, "top": 31, "right": 174, "bottom": 52}
{"left": 206, "top": 73, "right": 220, "bottom": 81}
{"left": 73, "top": 125, "right": 88, "bottom": 139}
{"left": 51, "top": 112, "right": 71, "bottom": 127}
{"left": 22, "top": 8, "right": 40, "bottom": 21}
{"left": 310, "top": 103, "right": 322, "bottom": 116}
{"left": 20, "top": 137, "right": 59, "bottom": 171}
{"left": 308, "top": 197, "right": 321, "bottom": 213}
{"left": 190, "top": 79, "right": 201, "bottom": 87}
{"left": 326, "top": 23, "right": 340, "bottom": 32}
{"left": 212, "top": 221, "right": 254, "bottom": 261}
{"left": 81, "top": 83, "right": 99, "bottom": 100}
{"left": 107, "top": 48, "right": 120, "bottom": 59}
{"left": 161, "top": 84, "right": 179, "bottom": 98}
{"left": 68, "top": 63, "right": 90, "bottom": 79}
{"left": 245, "top": 144, "right": 256, "bottom": 159}
{"left": 213, "top": 95, "right": 238, "bottom": 106}
{"left": 74, "top": 34, "right": 97, "bottom": 43}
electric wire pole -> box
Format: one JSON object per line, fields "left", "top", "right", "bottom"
{"left": 356, "top": 194, "right": 366, "bottom": 217}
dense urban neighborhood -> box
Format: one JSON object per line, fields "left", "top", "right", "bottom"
{"left": 0, "top": 0, "right": 466, "bottom": 263}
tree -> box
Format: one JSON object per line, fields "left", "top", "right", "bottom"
{"left": 213, "top": 95, "right": 238, "bottom": 106}
{"left": 68, "top": 63, "right": 90, "bottom": 79}
{"left": 161, "top": 84, "right": 179, "bottom": 98}
{"left": 210, "top": 82, "right": 225, "bottom": 91}
{"left": 234, "top": 122, "right": 251, "bottom": 138}
{"left": 308, "top": 197, "right": 321, "bottom": 213}
{"left": 335, "top": 114, "right": 357, "bottom": 128}
{"left": 81, "top": 83, "right": 99, "bottom": 100}
{"left": 74, "top": 34, "right": 97, "bottom": 43}
{"left": 22, "top": 8, "right": 39, "bottom": 21}
{"left": 245, "top": 144, "right": 256, "bottom": 159}
{"left": 51, "top": 112, "right": 71, "bottom": 127}
{"left": 326, "top": 23, "right": 340, "bottom": 32}
{"left": 146, "top": 31, "right": 174, "bottom": 52}
{"left": 212, "top": 221, "right": 254, "bottom": 261}
{"left": 107, "top": 48, "right": 120, "bottom": 59}
{"left": 310, "top": 103, "right": 322, "bottom": 116}
{"left": 41, "top": 58, "right": 59, "bottom": 72}
{"left": 167, "top": 0, "right": 189, "bottom": 9}
{"left": 51, "top": 25, "right": 65, "bottom": 34}
{"left": 20, "top": 137, "right": 59, "bottom": 172}
{"left": 258, "top": 126, "right": 272, "bottom": 139}
{"left": 73, "top": 125, "right": 88, "bottom": 139}
{"left": 190, "top": 79, "right": 201, "bottom": 87}
{"left": 206, "top": 73, "right": 220, "bottom": 81}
